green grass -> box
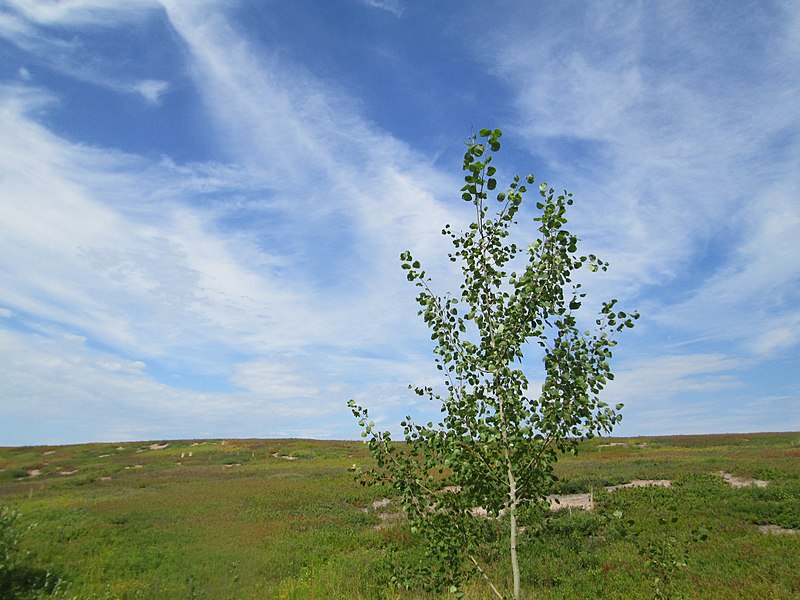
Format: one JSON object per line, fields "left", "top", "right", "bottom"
{"left": 1, "top": 433, "right": 798, "bottom": 598}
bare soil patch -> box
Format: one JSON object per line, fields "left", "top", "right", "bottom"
{"left": 271, "top": 453, "right": 298, "bottom": 460}
{"left": 361, "top": 497, "right": 405, "bottom": 529}
{"left": 757, "top": 524, "right": 798, "bottom": 536}
{"left": 548, "top": 493, "right": 594, "bottom": 511}
{"left": 718, "top": 471, "right": 768, "bottom": 488}
{"left": 371, "top": 498, "right": 392, "bottom": 510}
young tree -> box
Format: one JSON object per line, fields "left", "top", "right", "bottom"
{"left": 349, "top": 128, "right": 638, "bottom": 599}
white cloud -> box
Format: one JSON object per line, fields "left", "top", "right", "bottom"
{"left": 0, "top": 326, "right": 321, "bottom": 445}
{"left": 608, "top": 354, "right": 748, "bottom": 402}
{"left": 355, "top": 0, "right": 405, "bottom": 17}
{"left": 131, "top": 79, "right": 169, "bottom": 104}
{"left": 231, "top": 360, "right": 320, "bottom": 398}
{"left": 0, "top": 2, "right": 170, "bottom": 105}
{"left": 605, "top": 353, "right": 754, "bottom": 435}
{"left": 2, "top": 0, "right": 157, "bottom": 27}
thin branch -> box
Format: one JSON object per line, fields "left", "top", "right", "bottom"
{"left": 468, "top": 554, "right": 505, "bottom": 600}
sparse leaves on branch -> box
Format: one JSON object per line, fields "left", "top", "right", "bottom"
{"left": 349, "top": 128, "right": 638, "bottom": 599}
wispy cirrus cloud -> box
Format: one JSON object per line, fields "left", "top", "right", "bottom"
{"left": 0, "top": 0, "right": 170, "bottom": 105}
{"left": 354, "top": 0, "right": 405, "bottom": 17}
{"left": 1, "top": 0, "right": 158, "bottom": 28}
{"left": 486, "top": 3, "right": 799, "bottom": 330}
{"left": 160, "top": 1, "right": 465, "bottom": 336}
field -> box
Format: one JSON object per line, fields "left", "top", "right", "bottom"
{"left": 1, "top": 432, "right": 798, "bottom": 599}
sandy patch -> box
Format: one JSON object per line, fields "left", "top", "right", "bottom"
{"left": 271, "top": 453, "right": 298, "bottom": 460}
{"left": 548, "top": 493, "right": 594, "bottom": 511}
{"left": 372, "top": 497, "right": 392, "bottom": 510}
{"left": 718, "top": 471, "right": 768, "bottom": 488}
{"left": 59, "top": 469, "right": 78, "bottom": 476}
{"left": 375, "top": 511, "right": 405, "bottom": 530}
{"left": 377, "top": 511, "right": 403, "bottom": 522}
{"left": 26, "top": 469, "right": 41, "bottom": 478}
{"left": 148, "top": 443, "right": 169, "bottom": 450}
{"left": 758, "top": 524, "right": 798, "bottom": 536}
{"left": 97, "top": 476, "right": 112, "bottom": 482}
{"left": 361, "top": 498, "right": 405, "bottom": 529}
{"left": 223, "top": 463, "right": 241, "bottom": 468}
{"left": 43, "top": 450, "right": 56, "bottom": 456}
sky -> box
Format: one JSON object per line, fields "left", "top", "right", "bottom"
{"left": 0, "top": 0, "right": 798, "bottom": 446}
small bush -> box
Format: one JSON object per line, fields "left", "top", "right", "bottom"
{"left": 1, "top": 506, "right": 62, "bottom": 599}
{"left": 5, "top": 469, "right": 31, "bottom": 480}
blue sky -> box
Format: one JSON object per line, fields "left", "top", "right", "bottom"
{"left": 0, "top": 0, "right": 798, "bottom": 445}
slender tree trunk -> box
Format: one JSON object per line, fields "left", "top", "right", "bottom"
{"left": 507, "top": 460, "right": 521, "bottom": 600}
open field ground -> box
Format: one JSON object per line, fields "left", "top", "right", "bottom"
{"left": 1, "top": 432, "right": 798, "bottom": 599}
